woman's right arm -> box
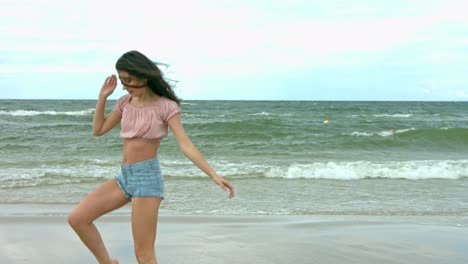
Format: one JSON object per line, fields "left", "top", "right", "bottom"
{"left": 92, "top": 75, "right": 121, "bottom": 136}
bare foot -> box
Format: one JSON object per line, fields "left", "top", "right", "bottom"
{"left": 110, "top": 259, "right": 119, "bottom": 264}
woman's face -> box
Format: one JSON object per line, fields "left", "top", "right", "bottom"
{"left": 117, "top": 71, "right": 148, "bottom": 96}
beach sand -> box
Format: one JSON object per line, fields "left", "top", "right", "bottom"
{"left": 0, "top": 214, "right": 467, "bottom": 264}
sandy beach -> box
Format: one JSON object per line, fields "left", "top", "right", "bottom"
{"left": 1, "top": 214, "right": 467, "bottom": 264}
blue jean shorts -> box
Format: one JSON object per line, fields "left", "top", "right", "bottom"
{"left": 114, "top": 157, "right": 164, "bottom": 199}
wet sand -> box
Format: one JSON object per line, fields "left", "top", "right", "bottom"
{"left": 0, "top": 214, "right": 467, "bottom": 264}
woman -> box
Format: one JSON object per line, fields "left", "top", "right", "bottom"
{"left": 68, "top": 50, "right": 235, "bottom": 264}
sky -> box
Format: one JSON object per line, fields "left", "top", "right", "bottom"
{"left": 1, "top": 0, "right": 468, "bottom": 101}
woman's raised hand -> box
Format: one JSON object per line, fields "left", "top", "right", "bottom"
{"left": 99, "top": 75, "right": 118, "bottom": 99}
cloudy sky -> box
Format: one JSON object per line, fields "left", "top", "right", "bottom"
{"left": 1, "top": 0, "right": 467, "bottom": 100}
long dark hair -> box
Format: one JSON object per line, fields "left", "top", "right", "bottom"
{"left": 115, "top": 50, "right": 181, "bottom": 105}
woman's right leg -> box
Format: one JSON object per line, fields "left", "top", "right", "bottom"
{"left": 68, "top": 179, "right": 131, "bottom": 264}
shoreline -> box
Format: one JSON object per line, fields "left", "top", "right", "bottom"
{"left": 1, "top": 214, "right": 467, "bottom": 264}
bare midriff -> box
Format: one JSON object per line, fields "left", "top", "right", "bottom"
{"left": 122, "top": 138, "right": 161, "bottom": 165}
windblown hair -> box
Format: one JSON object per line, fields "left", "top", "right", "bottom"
{"left": 115, "top": 50, "right": 181, "bottom": 105}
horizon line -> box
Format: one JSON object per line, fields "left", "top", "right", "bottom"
{"left": 1, "top": 98, "right": 467, "bottom": 103}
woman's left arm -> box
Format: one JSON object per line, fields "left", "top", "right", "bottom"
{"left": 168, "top": 114, "right": 235, "bottom": 198}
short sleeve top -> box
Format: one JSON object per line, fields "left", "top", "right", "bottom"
{"left": 112, "top": 94, "right": 180, "bottom": 140}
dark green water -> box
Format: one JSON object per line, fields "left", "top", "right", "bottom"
{"left": 1, "top": 99, "right": 467, "bottom": 216}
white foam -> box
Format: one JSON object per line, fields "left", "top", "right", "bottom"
{"left": 350, "top": 131, "right": 373, "bottom": 137}
{"left": 350, "top": 114, "right": 413, "bottom": 118}
{"left": 373, "top": 114, "right": 413, "bottom": 118}
{"left": 248, "top": 112, "right": 270, "bottom": 116}
{"left": 162, "top": 159, "right": 468, "bottom": 180}
{"left": 182, "top": 113, "right": 209, "bottom": 117}
{"left": 2, "top": 159, "right": 467, "bottom": 188}
{"left": 265, "top": 160, "right": 468, "bottom": 180}
{"left": 349, "top": 128, "right": 416, "bottom": 137}
{"left": 349, "top": 131, "right": 392, "bottom": 137}
{"left": 377, "top": 131, "right": 394, "bottom": 137}
{"left": 0, "top": 109, "right": 95, "bottom": 116}
{"left": 394, "top": 128, "right": 416, "bottom": 133}
{"left": 0, "top": 164, "right": 115, "bottom": 188}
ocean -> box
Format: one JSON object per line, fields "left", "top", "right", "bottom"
{"left": 0, "top": 99, "right": 467, "bottom": 216}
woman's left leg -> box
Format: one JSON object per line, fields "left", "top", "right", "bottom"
{"left": 131, "top": 197, "right": 162, "bottom": 264}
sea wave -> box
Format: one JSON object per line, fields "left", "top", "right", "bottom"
{"left": 0, "top": 109, "right": 95, "bottom": 116}
{"left": 373, "top": 114, "right": 413, "bottom": 118}
{"left": 347, "top": 127, "right": 468, "bottom": 143}
{"left": 265, "top": 160, "right": 468, "bottom": 180}
{"left": 181, "top": 102, "right": 198, "bottom": 106}
{"left": 1, "top": 159, "right": 467, "bottom": 189}
{"left": 0, "top": 164, "right": 115, "bottom": 188}
{"left": 128, "top": 159, "right": 468, "bottom": 180}
{"left": 248, "top": 112, "right": 270, "bottom": 116}
{"left": 351, "top": 113, "right": 413, "bottom": 118}
{"left": 349, "top": 128, "right": 416, "bottom": 137}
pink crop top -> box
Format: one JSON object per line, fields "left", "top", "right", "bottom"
{"left": 112, "top": 95, "right": 180, "bottom": 140}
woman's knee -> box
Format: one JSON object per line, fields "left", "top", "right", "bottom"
{"left": 67, "top": 209, "right": 90, "bottom": 230}
{"left": 67, "top": 210, "right": 81, "bottom": 229}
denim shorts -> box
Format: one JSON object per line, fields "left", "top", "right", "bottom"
{"left": 114, "top": 157, "right": 164, "bottom": 199}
